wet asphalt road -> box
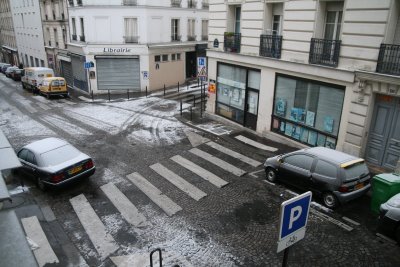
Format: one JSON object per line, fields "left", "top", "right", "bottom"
{"left": 1, "top": 74, "right": 400, "bottom": 267}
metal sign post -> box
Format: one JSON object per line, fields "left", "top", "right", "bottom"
{"left": 277, "top": 191, "right": 312, "bottom": 266}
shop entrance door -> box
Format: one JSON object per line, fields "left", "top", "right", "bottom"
{"left": 244, "top": 89, "right": 259, "bottom": 130}
{"left": 366, "top": 96, "right": 400, "bottom": 169}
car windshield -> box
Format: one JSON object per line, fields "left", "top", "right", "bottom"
{"left": 40, "top": 144, "right": 81, "bottom": 166}
{"left": 343, "top": 162, "right": 369, "bottom": 181}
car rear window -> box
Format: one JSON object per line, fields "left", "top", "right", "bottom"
{"left": 40, "top": 144, "right": 81, "bottom": 166}
{"left": 343, "top": 162, "right": 369, "bottom": 181}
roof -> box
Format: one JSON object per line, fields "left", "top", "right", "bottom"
{"left": 42, "top": 77, "right": 66, "bottom": 81}
{"left": 303, "top": 147, "right": 361, "bottom": 165}
{"left": 24, "top": 137, "right": 69, "bottom": 155}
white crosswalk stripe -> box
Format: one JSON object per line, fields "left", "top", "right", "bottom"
{"left": 21, "top": 216, "right": 59, "bottom": 267}
{"left": 171, "top": 155, "right": 229, "bottom": 188}
{"left": 70, "top": 194, "right": 119, "bottom": 260}
{"left": 189, "top": 148, "right": 247, "bottom": 176}
{"left": 205, "top": 141, "right": 262, "bottom": 167}
{"left": 126, "top": 172, "right": 182, "bottom": 216}
{"left": 100, "top": 182, "right": 148, "bottom": 228}
{"left": 37, "top": 102, "right": 51, "bottom": 110}
{"left": 235, "top": 135, "right": 278, "bottom": 152}
{"left": 59, "top": 98, "right": 77, "bottom": 105}
{"left": 150, "top": 163, "right": 207, "bottom": 201}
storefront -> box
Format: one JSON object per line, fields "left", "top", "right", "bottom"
{"left": 271, "top": 74, "right": 345, "bottom": 149}
{"left": 216, "top": 63, "right": 260, "bottom": 130}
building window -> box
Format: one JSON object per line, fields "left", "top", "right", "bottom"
{"left": 162, "top": 54, "right": 168, "bottom": 61}
{"left": 234, "top": 6, "right": 241, "bottom": 33}
{"left": 272, "top": 15, "right": 282, "bottom": 35}
{"left": 177, "top": 53, "right": 181, "bottom": 60}
{"left": 155, "top": 55, "right": 160, "bottom": 62}
{"left": 271, "top": 75, "right": 345, "bottom": 148}
{"left": 40, "top": 60, "right": 45, "bottom": 67}
{"left": 324, "top": 10, "right": 342, "bottom": 40}
{"left": 171, "top": 54, "right": 176, "bottom": 61}
{"left": 201, "top": 20, "right": 208, "bottom": 40}
{"left": 80, "top": 17, "right": 85, "bottom": 41}
{"left": 171, "top": 19, "right": 180, "bottom": 41}
{"left": 35, "top": 58, "right": 39, "bottom": 67}
{"left": 54, "top": 28, "right": 58, "bottom": 47}
{"left": 30, "top": 56, "right": 34, "bottom": 66}
{"left": 72, "top": 17, "right": 76, "bottom": 36}
{"left": 124, "top": 18, "right": 138, "bottom": 43}
{"left": 187, "top": 19, "right": 195, "bottom": 41}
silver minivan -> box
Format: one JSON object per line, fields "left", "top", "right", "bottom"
{"left": 264, "top": 147, "right": 371, "bottom": 208}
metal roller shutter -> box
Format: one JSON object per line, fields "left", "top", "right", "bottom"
{"left": 96, "top": 57, "right": 140, "bottom": 91}
{"left": 61, "top": 61, "right": 73, "bottom": 87}
{"left": 71, "top": 55, "right": 88, "bottom": 91}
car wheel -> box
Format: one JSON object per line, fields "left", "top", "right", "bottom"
{"left": 322, "top": 192, "right": 338, "bottom": 209}
{"left": 265, "top": 167, "right": 277, "bottom": 183}
{"left": 37, "top": 177, "right": 46, "bottom": 191}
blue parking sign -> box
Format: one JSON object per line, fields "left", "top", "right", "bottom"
{"left": 277, "top": 191, "right": 312, "bottom": 253}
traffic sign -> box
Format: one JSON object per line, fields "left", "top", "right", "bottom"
{"left": 84, "top": 61, "right": 94, "bottom": 69}
{"left": 277, "top": 191, "right": 312, "bottom": 253}
{"left": 197, "top": 57, "right": 207, "bottom": 78}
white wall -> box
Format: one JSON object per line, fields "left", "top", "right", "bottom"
{"left": 11, "top": 0, "right": 47, "bottom": 67}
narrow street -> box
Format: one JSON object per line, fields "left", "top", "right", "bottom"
{"left": 1, "top": 74, "right": 400, "bottom": 267}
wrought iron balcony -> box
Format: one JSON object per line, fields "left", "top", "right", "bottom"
{"left": 72, "top": 34, "right": 77, "bottom": 41}
{"left": 171, "top": 35, "right": 181, "bottom": 42}
{"left": 202, "top": 0, "right": 209, "bottom": 9}
{"left": 202, "top": 35, "right": 208, "bottom": 41}
{"left": 123, "top": 0, "right": 137, "bottom": 5}
{"left": 124, "top": 36, "right": 139, "bottom": 43}
{"left": 79, "top": 35, "right": 85, "bottom": 42}
{"left": 77, "top": 0, "right": 82, "bottom": 6}
{"left": 187, "top": 35, "right": 196, "bottom": 41}
{"left": 171, "top": 0, "right": 181, "bottom": 7}
{"left": 188, "top": 0, "right": 197, "bottom": 8}
{"left": 224, "top": 32, "right": 241, "bottom": 53}
{"left": 259, "top": 34, "right": 282, "bottom": 59}
{"left": 376, "top": 43, "right": 400, "bottom": 76}
{"left": 309, "top": 38, "right": 341, "bottom": 67}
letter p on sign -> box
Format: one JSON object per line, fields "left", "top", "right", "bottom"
{"left": 289, "top": 206, "right": 302, "bottom": 230}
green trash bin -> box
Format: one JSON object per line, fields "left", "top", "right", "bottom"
{"left": 371, "top": 173, "right": 400, "bottom": 214}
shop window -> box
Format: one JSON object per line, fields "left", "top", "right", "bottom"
{"left": 271, "top": 75, "right": 344, "bottom": 148}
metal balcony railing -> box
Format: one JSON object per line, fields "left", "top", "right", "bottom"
{"left": 202, "top": 0, "right": 209, "bottom": 9}
{"left": 187, "top": 35, "right": 196, "bottom": 41}
{"left": 123, "top": 0, "right": 137, "bottom": 5}
{"left": 259, "top": 34, "right": 282, "bottom": 59}
{"left": 188, "top": 0, "right": 197, "bottom": 8}
{"left": 224, "top": 32, "right": 241, "bottom": 53}
{"left": 201, "top": 35, "right": 208, "bottom": 41}
{"left": 79, "top": 35, "right": 85, "bottom": 42}
{"left": 309, "top": 38, "right": 341, "bottom": 67}
{"left": 376, "top": 43, "right": 400, "bottom": 76}
{"left": 171, "top": 0, "right": 181, "bottom": 7}
{"left": 124, "top": 36, "right": 139, "bottom": 43}
{"left": 77, "top": 0, "right": 82, "bottom": 6}
{"left": 72, "top": 34, "right": 77, "bottom": 41}
{"left": 171, "top": 35, "right": 181, "bottom": 42}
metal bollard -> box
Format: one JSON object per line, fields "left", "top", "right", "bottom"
{"left": 197, "top": 78, "right": 199, "bottom": 87}
{"left": 180, "top": 100, "right": 182, "bottom": 116}
{"left": 187, "top": 82, "right": 189, "bottom": 90}
{"left": 178, "top": 82, "right": 180, "bottom": 92}
{"left": 127, "top": 90, "right": 130, "bottom": 100}
{"left": 164, "top": 84, "right": 166, "bottom": 96}
{"left": 91, "top": 90, "right": 94, "bottom": 101}
{"left": 190, "top": 106, "right": 193, "bottom": 121}
{"left": 108, "top": 90, "right": 110, "bottom": 101}
{"left": 146, "top": 86, "right": 148, "bottom": 97}
{"left": 193, "top": 94, "right": 195, "bottom": 107}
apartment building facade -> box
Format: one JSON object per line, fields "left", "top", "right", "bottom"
{"left": 10, "top": 0, "right": 47, "bottom": 68}
{"left": 207, "top": 0, "right": 400, "bottom": 171}
{"left": 0, "top": 0, "right": 18, "bottom": 65}
{"left": 40, "top": 0, "right": 69, "bottom": 76}
{"left": 63, "top": 0, "right": 209, "bottom": 94}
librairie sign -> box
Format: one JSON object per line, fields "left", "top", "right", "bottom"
{"left": 277, "top": 191, "right": 312, "bottom": 253}
{"left": 103, "top": 48, "right": 132, "bottom": 53}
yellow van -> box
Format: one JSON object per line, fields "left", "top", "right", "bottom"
{"left": 38, "top": 77, "right": 68, "bottom": 98}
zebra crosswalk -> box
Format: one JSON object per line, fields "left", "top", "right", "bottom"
{"left": 11, "top": 92, "right": 77, "bottom": 113}
{"left": 22, "top": 139, "right": 266, "bottom": 265}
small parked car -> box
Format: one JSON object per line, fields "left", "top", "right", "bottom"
{"left": 15, "top": 137, "right": 95, "bottom": 190}
{"left": 378, "top": 192, "right": 400, "bottom": 243}
{"left": 264, "top": 147, "right": 371, "bottom": 208}
{"left": 10, "top": 69, "right": 24, "bottom": 81}
{"left": 38, "top": 77, "right": 68, "bottom": 98}
{"left": 1, "top": 64, "right": 11, "bottom": 73}
{"left": 5, "top": 66, "right": 19, "bottom": 78}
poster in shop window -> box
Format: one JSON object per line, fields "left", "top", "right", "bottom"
{"left": 325, "top": 137, "right": 336, "bottom": 149}
{"left": 323, "top": 116, "right": 334, "bottom": 133}
{"left": 232, "top": 89, "right": 240, "bottom": 102}
{"left": 306, "top": 111, "right": 315, "bottom": 127}
{"left": 276, "top": 98, "right": 286, "bottom": 116}
{"left": 317, "top": 134, "right": 327, "bottom": 147}
{"left": 307, "top": 131, "right": 317, "bottom": 146}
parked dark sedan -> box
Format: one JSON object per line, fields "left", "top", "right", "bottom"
{"left": 264, "top": 147, "right": 371, "bottom": 208}
{"left": 378, "top": 192, "right": 400, "bottom": 243}
{"left": 16, "top": 138, "right": 95, "bottom": 190}
{"left": 10, "top": 69, "right": 24, "bottom": 81}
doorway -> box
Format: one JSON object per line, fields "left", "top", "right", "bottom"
{"left": 366, "top": 95, "right": 400, "bottom": 170}
{"left": 186, "top": 51, "right": 197, "bottom": 78}
{"left": 244, "top": 89, "right": 259, "bottom": 130}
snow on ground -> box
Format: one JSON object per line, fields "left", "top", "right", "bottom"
{"left": 41, "top": 114, "right": 92, "bottom": 136}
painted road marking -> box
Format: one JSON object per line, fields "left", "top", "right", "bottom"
{"left": 310, "top": 209, "right": 353, "bottom": 232}
{"left": 21, "top": 216, "right": 59, "bottom": 267}
{"left": 150, "top": 163, "right": 207, "bottom": 201}
{"left": 41, "top": 114, "right": 91, "bottom": 136}
{"left": 70, "top": 194, "right": 119, "bottom": 260}
{"left": 235, "top": 135, "right": 278, "bottom": 152}
{"left": 171, "top": 155, "right": 229, "bottom": 188}
{"left": 126, "top": 172, "right": 182, "bottom": 216}
{"left": 59, "top": 99, "right": 77, "bottom": 105}
{"left": 37, "top": 102, "right": 51, "bottom": 110}
{"left": 249, "top": 169, "right": 265, "bottom": 178}
{"left": 206, "top": 141, "right": 262, "bottom": 167}
{"left": 189, "top": 148, "right": 247, "bottom": 176}
{"left": 100, "top": 182, "right": 148, "bottom": 228}
{"left": 342, "top": 216, "right": 360, "bottom": 226}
